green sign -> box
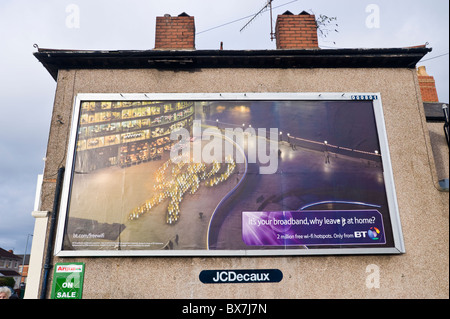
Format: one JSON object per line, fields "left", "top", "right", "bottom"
{"left": 50, "top": 263, "right": 85, "bottom": 299}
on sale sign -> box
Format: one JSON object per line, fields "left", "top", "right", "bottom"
{"left": 50, "top": 263, "right": 85, "bottom": 299}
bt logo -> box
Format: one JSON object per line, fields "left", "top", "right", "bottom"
{"left": 354, "top": 231, "right": 367, "bottom": 238}
{"left": 368, "top": 227, "right": 381, "bottom": 240}
{"left": 355, "top": 227, "right": 381, "bottom": 240}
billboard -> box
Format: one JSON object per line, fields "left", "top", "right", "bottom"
{"left": 54, "top": 93, "right": 404, "bottom": 256}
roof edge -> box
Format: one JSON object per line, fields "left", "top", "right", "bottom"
{"left": 34, "top": 46, "right": 432, "bottom": 81}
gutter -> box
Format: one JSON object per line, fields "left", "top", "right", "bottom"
{"left": 39, "top": 167, "right": 65, "bottom": 299}
{"left": 33, "top": 47, "right": 432, "bottom": 81}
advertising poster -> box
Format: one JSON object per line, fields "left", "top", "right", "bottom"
{"left": 55, "top": 93, "right": 404, "bottom": 256}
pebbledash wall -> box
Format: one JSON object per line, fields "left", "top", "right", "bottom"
{"left": 31, "top": 12, "right": 449, "bottom": 299}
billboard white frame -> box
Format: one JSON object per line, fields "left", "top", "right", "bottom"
{"left": 54, "top": 92, "right": 405, "bottom": 257}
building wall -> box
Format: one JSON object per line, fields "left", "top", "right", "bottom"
{"left": 41, "top": 67, "right": 449, "bottom": 298}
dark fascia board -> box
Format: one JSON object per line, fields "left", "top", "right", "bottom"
{"left": 33, "top": 47, "right": 432, "bottom": 81}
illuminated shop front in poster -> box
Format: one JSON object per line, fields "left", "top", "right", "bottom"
{"left": 54, "top": 93, "right": 404, "bottom": 256}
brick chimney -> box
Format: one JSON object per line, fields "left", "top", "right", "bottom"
{"left": 154, "top": 13, "right": 195, "bottom": 50}
{"left": 275, "top": 11, "right": 319, "bottom": 49}
{"left": 417, "top": 66, "right": 439, "bottom": 102}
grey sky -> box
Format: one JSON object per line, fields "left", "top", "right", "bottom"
{"left": 0, "top": 0, "right": 448, "bottom": 254}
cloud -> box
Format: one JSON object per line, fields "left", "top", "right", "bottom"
{"left": 0, "top": 180, "right": 36, "bottom": 252}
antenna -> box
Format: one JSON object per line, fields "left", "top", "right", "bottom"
{"left": 240, "top": 0, "right": 276, "bottom": 41}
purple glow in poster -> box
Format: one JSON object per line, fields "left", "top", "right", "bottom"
{"left": 242, "top": 210, "right": 386, "bottom": 246}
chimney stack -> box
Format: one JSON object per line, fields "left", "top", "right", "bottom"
{"left": 417, "top": 66, "right": 439, "bottom": 102}
{"left": 275, "top": 11, "right": 319, "bottom": 49}
{"left": 154, "top": 12, "right": 195, "bottom": 50}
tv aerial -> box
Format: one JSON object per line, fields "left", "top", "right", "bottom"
{"left": 240, "top": 0, "right": 276, "bottom": 41}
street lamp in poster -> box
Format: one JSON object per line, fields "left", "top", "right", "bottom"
{"left": 54, "top": 93, "right": 404, "bottom": 256}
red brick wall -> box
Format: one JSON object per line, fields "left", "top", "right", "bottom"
{"left": 275, "top": 12, "right": 319, "bottom": 49}
{"left": 155, "top": 15, "right": 195, "bottom": 50}
{"left": 418, "top": 75, "right": 439, "bottom": 102}
{"left": 417, "top": 66, "right": 439, "bottom": 102}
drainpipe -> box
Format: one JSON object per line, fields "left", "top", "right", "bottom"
{"left": 39, "top": 167, "right": 65, "bottom": 299}
{"left": 440, "top": 104, "right": 449, "bottom": 192}
{"left": 443, "top": 104, "right": 449, "bottom": 147}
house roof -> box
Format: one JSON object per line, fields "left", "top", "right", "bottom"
{"left": 424, "top": 102, "right": 449, "bottom": 122}
{"left": 0, "top": 270, "right": 21, "bottom": 277}
{"left": 0, "top": 248, "right": 21, "bottom": 260}
{"left": 16, "top": 254, "right": 30, "bottom": 265}
{"left": 33, "top": 46, "right": 432, "bottom": 81}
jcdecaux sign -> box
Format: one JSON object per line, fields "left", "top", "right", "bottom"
{"left": 200, "top": 269, "right": 283, "bottom": 284}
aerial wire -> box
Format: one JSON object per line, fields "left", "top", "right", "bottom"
{"left": 196, "top": 0, "right": 299, "bottom": 35}
{"left": 420, "top": 52, "right": 449, "bottom": 62}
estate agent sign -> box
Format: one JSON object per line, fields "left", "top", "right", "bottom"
{"left": 50, "top": 263, "right": 85, "bottom": 299}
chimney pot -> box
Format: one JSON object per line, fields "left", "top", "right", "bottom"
{"left": 417, "top": 65, "right": 429, "bottom": 76}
